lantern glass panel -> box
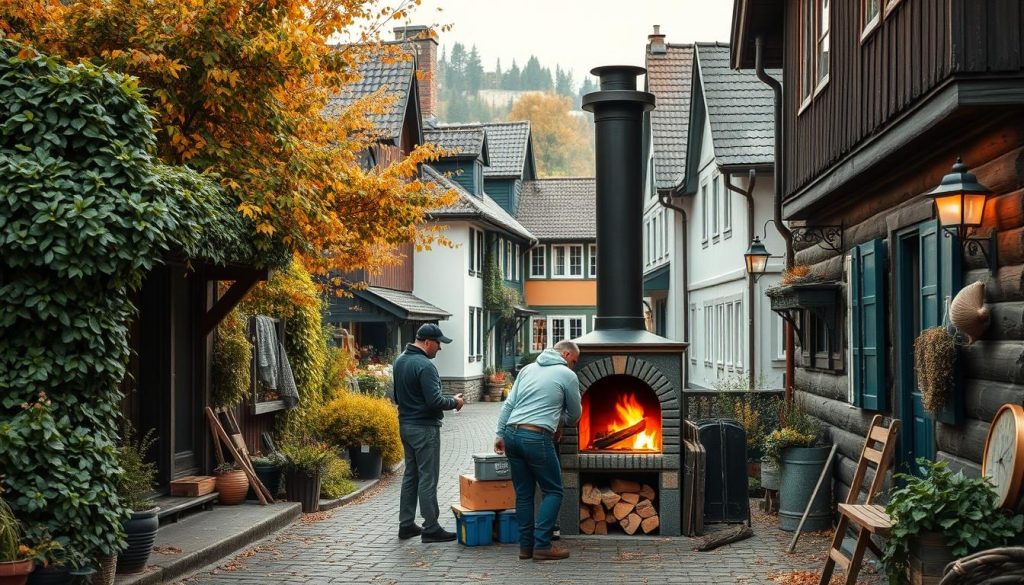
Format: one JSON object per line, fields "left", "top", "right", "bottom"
{"left": 963, "top": 193, "right": 987, "bottom": 227}
{"left": 935, "top": 194, "right": 966, "bottom": 227}
{"left": 745, "top": 253, "right": 768, "bottom": 274}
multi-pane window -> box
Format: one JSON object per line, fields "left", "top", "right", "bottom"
{"left": 551, "top": 318, "right": 565, "bottom": 344}
{"left": 553, "top": 245, "right": 567, "bottom": 277}
{"left": 532, "top": 318, "right": 548, "bottom": 352}
{"left": 588, "top": 244, "right": 597, "bottom": 278}
{"left": 530, "top": 245, "right": 546, "bottom": 277}
{"left": 569, "top": 245, "right": 583, "bottom": 277}
{"left": 569, "top": 317, "right": 583, "bottom": 339}
{"left": 801, "top": 0, "right": 831, "bottom": 105}
{"left": 468, "top": 308, "right": 475, "bottom": 362}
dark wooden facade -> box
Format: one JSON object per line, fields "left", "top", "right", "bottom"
{"left": 774, "top": 0, "right": 1024, "bottom": 219}
{"left": 732, "top": 0, "right": 1024, "bottom": 503}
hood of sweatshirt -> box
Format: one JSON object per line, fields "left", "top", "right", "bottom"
{"left": 535, "top": 348, "right": 567, "bottom": 367}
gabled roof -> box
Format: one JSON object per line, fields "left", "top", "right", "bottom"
{"left": 325, "top": 45, "right": 418, "bottom": 145}
{"left": 693, "top": 43, "right": 777, "bottom": 168}
{"left": 516, "top": 178, "right": 596, "bottom": 241}
{"left": 357, "top": 287, "right": 450, "bottom": 321}
{"left": 422, "top": 165, "right": 533, "bottom": 242}
{"left": 425, "top": 125, "right": 489, "bottom": 164}
{"left": 646, "top": 43, "right": 695, "bottom": 192}
{"left": 481, "top": 121, "right": 534, "bottom": 179}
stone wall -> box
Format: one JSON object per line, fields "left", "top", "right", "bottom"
{"left": 441, "top": 376, "right": 485, "bottom": 403}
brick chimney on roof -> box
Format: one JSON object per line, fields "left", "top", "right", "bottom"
{"left": 648, "top": 25, "right": 667, "bottom": 55}
{"left": 393, "top": 25, "right": 438, "bottom": 127}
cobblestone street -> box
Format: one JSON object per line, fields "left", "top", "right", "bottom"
{"left": 182, "top": 402, "right": 874, "bottom": 585}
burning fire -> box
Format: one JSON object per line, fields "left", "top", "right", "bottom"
{"left": 580, "top": 390, "right": 662, "bottom": 452}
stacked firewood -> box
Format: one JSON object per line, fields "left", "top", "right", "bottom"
{"left": 579, "top": 479, "right": 659, "bottom": 535}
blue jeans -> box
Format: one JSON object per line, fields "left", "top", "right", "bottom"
{"left": 399, "top": 423, "right": 442, "bottom": 531}
{"left": 504, "top": 427, "right": 563, "bottom": 551}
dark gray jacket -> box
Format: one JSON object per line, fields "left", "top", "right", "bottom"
{"left": 393, "top": 344, "right": 456, "bottom": 426}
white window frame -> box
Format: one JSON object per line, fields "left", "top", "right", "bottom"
{"left": 475, "top": 230, "right": 484, "bottom": 278}
{"left": 817, "top": 0, "right": 831, "bottom": 89}
{"left": 717, "top": 304, "right": 725, "bottom": 368}
{"left": 547, "top": 315, "right": 585, "bottom": 346}
{"left": 721, "top": 175, "right": 732, "bottom": 237}
{"left": 514, "top": 243, "right": 520, "bottom": 280}
{"left": 505, "top": 240, "right": 514, "bottom": 280}
{"left": 568, "top": 244, "right": 584, "bottom": 277}
{"left": 689, "top": 304, "right": 697, "bottom": 364}
{"left": 711, "top": 177, "right": 720, "bottom": 240}
{"left": 476, "top": 307, "right": 484, "bottom": 358}
{"left": 469, "top": 228, "right": 477, "bottom": 275}
{"left": 588, "top": 244, "right": 597, "bottom": 278}
{"left": 530, "top": 245, "right": 546, "bottom": 278}
{"left": 662, "top": 211, "right": 669, "bottom": 257}
{"left": 531, "top": 317, "right": 549, "bottom": 352}
{"left": 701, "top": 182, "right": 709, "bottom": 245}
{"left": 468, "top": 307, "right": 476, "bottom": 362}
{"left": 862, "top": 0, "right": 881, "bottom": 40}
{"left": 551, "top": 245, "right": 567, "bottom": 277}
{"left": 703, "top": 302, "right": 713, "bottom": 366}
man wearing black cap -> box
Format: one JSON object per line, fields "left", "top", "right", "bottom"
{"left": 393, "top": 323, "right": 465, "bottom": 543}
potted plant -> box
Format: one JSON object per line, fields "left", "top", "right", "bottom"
{"left": 484, "top": 367, "right": 507, "bottom": 401}
{"left": 18, "top": 537, "right": 64, "bottom": 585}
{"left": 279, "top": 439, "right": 333, "bottom": 513}
{"left": 0, "top": 495, "right": 33, "bottom": 585}
{"left": 250, "top": 453, "right": 284, "bottom": 499}
{"left": 762, "top": 400, "right": 829, "bottom": 531}
{"left": 884, "top": 459, "right": 1023, "bottom": 584}
{"left": 213, "top": 463, "right": 248, "bottom": 506}
{"left": 318, "top": 392, "right": 402, "bottom": 480}
{"left": 115, "top": 424, "right": 159, "bottom": 575}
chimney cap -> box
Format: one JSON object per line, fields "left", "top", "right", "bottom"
{"left": 648, "top": 24, "right": 667, "bottom": 55}
{"left": 393, "top": 25, "right": 437, "bottom": 43}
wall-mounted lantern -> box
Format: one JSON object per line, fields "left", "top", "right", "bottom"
{"left": 743, "top": 220, "right": 843, "bottom": 282}
{"left": 925, "top": 158, "right": 997, "bottom": 272}
{"left": 744, "top": 235, "right": 771, "bottom": 280}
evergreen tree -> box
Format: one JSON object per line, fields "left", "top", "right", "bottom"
{"left": 504, "top": 59, "right": 521, "bottom": 90}
{"left": 466, "top": 45, "right": 484, "bottom": 93}
{"left": 448, "top": 42, "right": 466, "bottom": 92}
{"left": 556, "top": 66, "right": 574, "bottom": 97}
{"left": 523, "top": 56, "right": 544, "bottom": 90}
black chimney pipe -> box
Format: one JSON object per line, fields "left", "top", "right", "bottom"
{"left": 582, "top": 66, "right": 655, "bottom": 331}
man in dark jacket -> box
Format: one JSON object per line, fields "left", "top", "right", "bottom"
{"left": 393, "top": 323, "right": 465, "bottom": 543}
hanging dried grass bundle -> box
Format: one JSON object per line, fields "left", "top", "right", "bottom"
{"left": 914, "top": 326, "right": 956, "bottom": 413}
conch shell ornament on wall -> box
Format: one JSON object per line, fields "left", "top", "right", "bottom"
{"left": 949, "top": 281, "right": 990, "bottom": 345}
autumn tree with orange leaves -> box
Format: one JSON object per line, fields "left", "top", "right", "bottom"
{"left": 0, "top": 0, "right": 454, "bottom": 276}
{"left": 509, "top": 92, "right": 594, "bottom": 177}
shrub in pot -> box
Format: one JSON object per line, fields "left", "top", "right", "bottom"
{"left": 280, "top": 439, "right": 333, "bottom": 513}
{"left": 0, "top": 496, "right": 34, "bottom": 585}
{"left": 114, "top": 425, "right": 159, "bottom": 575}
{"left": 214, "top": 463, "right": 248, "bottom": 506}
{"left": 763, "top": 401, "right": 829, "bottom": 531}
{"left": 250, "top": 453, "right": 284, "bottom": 499}
{"left": 318, "top": 392, "right": 402, "bottom": 479}
{"left": 884, "top": 458, "right": 1023, "bottom": 584}
{"left": 320, "top": 455, "right": 357, "bottom": 500}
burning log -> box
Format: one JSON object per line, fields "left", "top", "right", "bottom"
{"left": 590, "top": 420, "right": 646, "bottom": 450}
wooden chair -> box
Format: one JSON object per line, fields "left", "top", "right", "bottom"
{"left": 819, "top": 415, "right": 900, "bottom": 585}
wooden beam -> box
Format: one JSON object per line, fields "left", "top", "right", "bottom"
{"left": 201, "top": 275, "right": 262, "bottom": 336}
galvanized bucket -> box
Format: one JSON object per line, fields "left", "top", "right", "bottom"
{"left": 778, "top": 445, "right": 832, "bottom": 532}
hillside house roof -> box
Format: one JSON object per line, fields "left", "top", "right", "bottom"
{"left": 425, "top": 125, "right": 490, "bottom": 164}
{"left": 647, "top": 43, "right": 695, "bottom": 192}
{"left": 516, "top": 178, "right": 596, "bottom": 241}
{"left": 422, "top": 165, "right": 533, "bottom": 241}
{"left": 325, "top": 45, "right": 418, "bottom": 145}
{"left": 481, "top": 121, "right": 534, "bottom": 179}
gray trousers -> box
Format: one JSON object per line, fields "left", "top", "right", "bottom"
{"left": 398, "top": 423, "right": 442, "bottom": 531}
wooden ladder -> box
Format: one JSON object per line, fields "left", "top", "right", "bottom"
{"left": 819, "top": 415, "right": 900, "bottom": 585}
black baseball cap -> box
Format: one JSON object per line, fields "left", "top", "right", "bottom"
{"left": 416, "top": 323, "right": 452, "bottom": 344}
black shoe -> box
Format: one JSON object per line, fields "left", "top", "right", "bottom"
{"left": 398, "top": 524, "right": 423, "bottom": 540}
{"left": 421, "top": 528, "right": 457, "bottom": 543}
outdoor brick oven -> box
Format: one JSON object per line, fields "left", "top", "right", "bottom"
{"left": 558, "top": 66, "right": 687, "bottom": 537}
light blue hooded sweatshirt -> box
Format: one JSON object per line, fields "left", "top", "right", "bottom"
{"left": 495, "top": 349, "right": 582, "bottom": 436}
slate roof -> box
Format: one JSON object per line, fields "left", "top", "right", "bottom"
{"left": 425, "top": 125, "right": 489, "bottom": 164}
{"left": 481, "top": 121, "right": 531, "bottom": 178}
{"left": 647, "top": 43, "right": 694, "bottom": 191}
{"left": 360, "top": 287, "right": 450, "bottom": 320}
{"left": 516, "top": 178, "right": 596, "bottom": 241}
{"left": 324, "top": 45, "right": 416, "bottom": 144}
{"left": 695, "top": 43, "right": 778, "bottom": 167}
{"left": 422, "top": 165, "right": 533, "bottom": 241}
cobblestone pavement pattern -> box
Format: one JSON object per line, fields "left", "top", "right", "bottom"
{"left": 183, "top": 402, "right": 881, "bottom": 585}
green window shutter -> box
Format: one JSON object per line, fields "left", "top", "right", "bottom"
{"left": 852, "top": 239, "right": 888, "bottom": 410}
{"left": 929, "top": 220, "right": 965, "bottom": 425}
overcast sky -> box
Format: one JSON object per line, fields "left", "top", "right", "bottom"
{"left": 389, "top": 1, "right": 734, "bottom": 89}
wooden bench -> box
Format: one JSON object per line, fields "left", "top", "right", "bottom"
{"left": 820, "top": 415, "right": 900, "bottom": 585}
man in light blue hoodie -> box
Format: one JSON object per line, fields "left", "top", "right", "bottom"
{"left": 494, "top": 340, "right": 582, "bottom": 561}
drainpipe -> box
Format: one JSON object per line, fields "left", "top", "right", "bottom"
{"left": 725, "top": 170, "right": 757, "bottom": 391}
{"left": 755, "top": 35, "right": 796, "bottom": 403}
{"left": 657, "top": 191, "right": 688, "bottom": 387}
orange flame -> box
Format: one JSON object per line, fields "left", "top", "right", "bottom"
{"left": 608, "top": 392, "right": 659, "bottom": 450}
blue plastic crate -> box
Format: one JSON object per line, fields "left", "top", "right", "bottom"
{"left": 497, "top": 510, "right": 518, "bottom": 544}
{"left": 453, "top": 508, "right": 494, "bottom": 546}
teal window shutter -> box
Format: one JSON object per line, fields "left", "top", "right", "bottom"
{"left": 931, "top": 220, "right": 964, "bottom": 425}
{"left": 851, "top": 239, "right": 888, "bottom": 410}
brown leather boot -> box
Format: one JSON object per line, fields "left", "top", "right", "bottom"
{"left": 532, "top": 546, "right": 570, "bottom": 561}
{"left": 519, "top": 548, "right": 533, "bottom": 560}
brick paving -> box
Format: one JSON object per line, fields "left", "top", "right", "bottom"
{"left": 181, "top": 402, "right": 883, "bottom": 585}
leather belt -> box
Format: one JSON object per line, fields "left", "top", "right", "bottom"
{"left": 507, "top": 423, "right": 552, "bottom": 436}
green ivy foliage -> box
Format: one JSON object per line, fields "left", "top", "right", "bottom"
{"left": 212, "top": 308, "right": 252, "bottom": 408}
{"left": 0, "top": 40, "right": 275, "bottom": 560}
{"left": 482, "top": 245, "right": 521, "bottom": 321}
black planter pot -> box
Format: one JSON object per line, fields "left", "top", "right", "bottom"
{"left": 117, "top": 507, "right": 160, "bottom": 574}
{"left": 252, "top": 464, "right": 282, "bottom": 499}
{"left": 67, "top": 568, "right": 94, "bottom": 585}
{"left": 284, "top": 469, "right": 322, "bottom": 513}
{"left": 26, "top": 566, "right": 71, "bottom": 585}
{"left": 349, "top": 446, "right": 383, "bottom": 480}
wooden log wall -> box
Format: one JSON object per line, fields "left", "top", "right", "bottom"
{"left": 790, "top": 127, "right": 1024, "bottom": 500}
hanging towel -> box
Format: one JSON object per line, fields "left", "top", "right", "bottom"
{"left": 253, "top": 315, "right": 300, "bottom": 408}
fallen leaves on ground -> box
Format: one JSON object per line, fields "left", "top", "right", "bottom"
{"left": 152, "top": 546, "right": 183, "bottom": 555}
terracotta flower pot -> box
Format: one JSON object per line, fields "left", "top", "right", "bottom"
{"left": 216, "top": 469, "right": 249, "bottom": 505}
{"left": 0, "top": 559, "right": 34, "bottom": 585}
